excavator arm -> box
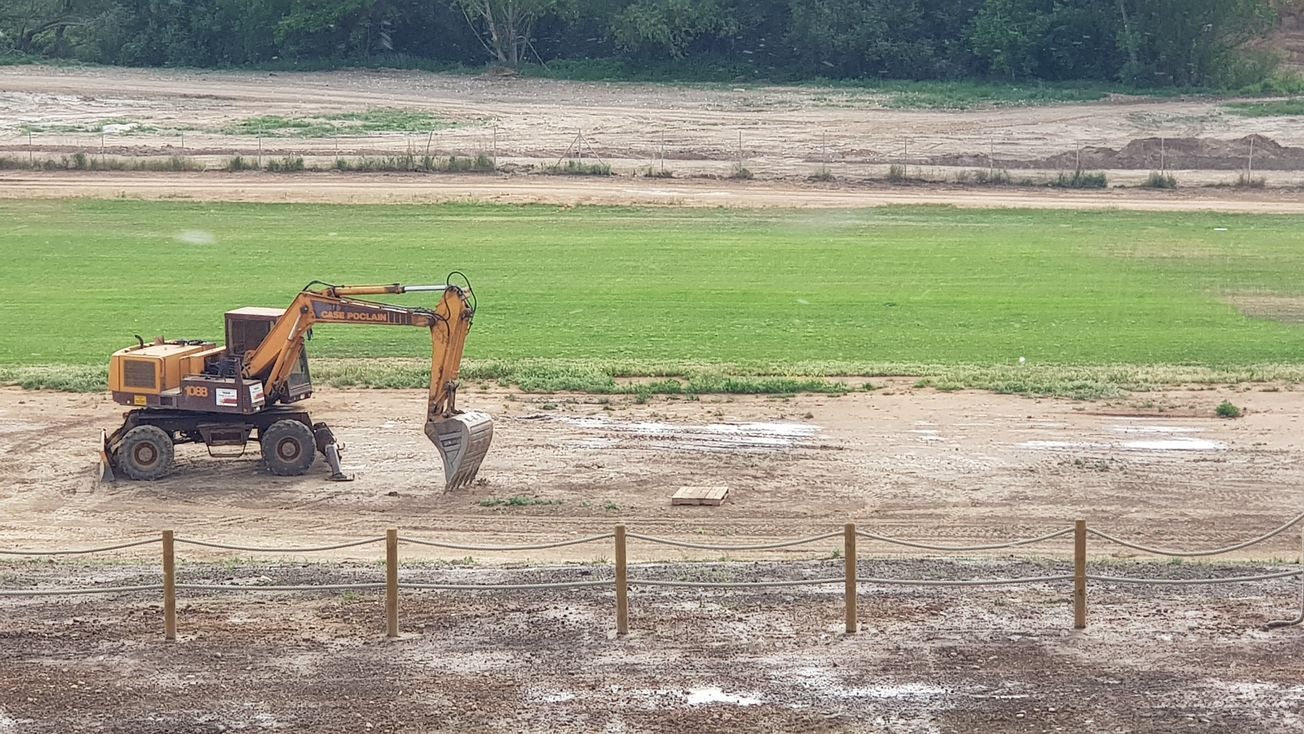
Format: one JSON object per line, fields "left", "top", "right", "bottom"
{"left": 242, "top": 281, "right": 492, "bottom": 489}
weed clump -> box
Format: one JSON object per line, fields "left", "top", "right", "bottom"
{"left": 544, "top": 160, "right": 612, "bottom": 176}
{"left": 1052, "top": 170, "right": 1108, "bottom": 189}
{"left": 1215, "top": 400, "right": 1243, "bottom": 418}
{"left": 1141, "top": 171, "right": 1177, "bottom": 189}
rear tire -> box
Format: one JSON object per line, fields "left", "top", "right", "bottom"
{"left": 116, "top": 425, "right": 175, "bottom": 480}
{"left": 261, "top": 420, "right": 316, "bottom": 476}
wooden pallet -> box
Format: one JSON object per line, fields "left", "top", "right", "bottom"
{"left": 671, "top": 486, "right": 729, "bottom": 506}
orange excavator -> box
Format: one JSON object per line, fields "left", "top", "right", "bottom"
{"left": 98, "top": 277, "right": 492, "bottom": 490}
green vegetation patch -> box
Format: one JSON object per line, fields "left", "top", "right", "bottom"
{"left": 2, "top": 201, "right": 1303, "bottom": 398}
{"left": 1224, "top": 99, "right": 1304, "bottom": 117}
{"left": 222, "top": 109, "right": 460, "bottom": 137}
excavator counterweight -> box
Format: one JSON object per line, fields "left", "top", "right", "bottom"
{"left": 100, "top": 277, "right": 491, "bottom": 490}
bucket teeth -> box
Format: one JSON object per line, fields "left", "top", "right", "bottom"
{"left": 424, "top": 411, "right": 493, "bottom": 490}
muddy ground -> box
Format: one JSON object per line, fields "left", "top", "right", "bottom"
{"left": 2, "top": 558, "right": 1302, "bottom": 733}
{"left": 2, "top": 383, "right": 1302, "bottom": 562}
{"left": 3, "top": 66, "right": 1304, "bottom": 189}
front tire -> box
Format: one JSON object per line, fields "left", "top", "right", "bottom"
{"left": 116, "top": 425, "right": 175, "bottom": 480}
{"left": 261, "top": 420, "right": 316, "bottom": 476}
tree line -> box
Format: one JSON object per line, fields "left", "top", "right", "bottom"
{"left": 0, "top": 0, "right": 1293, "bottom": 87}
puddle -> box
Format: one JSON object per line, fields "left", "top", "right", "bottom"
{"left": 789, "top": 667, "right": 947, "bottom": 701}
{"left": 523, "top": 415, "right": 819, "bottom": 452}
{"left": 1019, "top": 437, "right": 1224, "bottom": 452}
{"left": 524, "top": 688, "right": 577, "bottom": 704}
{"left": 683, "top": 687, "right": 763, "bottom": 706}
{"left": 1123, "top": 438, "right": 1224, "bottom": 451}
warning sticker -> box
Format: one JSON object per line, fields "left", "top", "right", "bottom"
{"left": 216, "top": 388, "right": 238, "bottom": 407}
{"left": 249, "top": 383, "right": 265, "bottom": 403}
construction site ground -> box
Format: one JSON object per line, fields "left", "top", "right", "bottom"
{"left": 6, "top": 65, "right": 1304, "bottom": 731}
{"left": 2, "top": 557, "right": 1303, "bottom": 733}
{"left": 2, "top": 383, "right": 1302, "bottom": 561}
{"left": 4, "top": 65, "right": 1304, "bottom": 202}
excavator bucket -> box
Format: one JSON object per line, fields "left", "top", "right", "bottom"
{"left": 424, "top": 411, "right": 493, "bottom": 490}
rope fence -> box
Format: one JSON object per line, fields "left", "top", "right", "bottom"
{"left": 1, "top": 517, "right": 1301, "bottom": 639}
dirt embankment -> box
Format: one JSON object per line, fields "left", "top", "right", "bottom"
{"left": 934, "top": 134, "right": 1304, "bottom": 171}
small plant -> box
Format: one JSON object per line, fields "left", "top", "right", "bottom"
{"left": 602, "top": 501, "right": 622, "bottom": 511}
{"left": 972, "top": 168, "right": 1011, "bottom": 185}
{"left": 829, "top": 547, "right": 842, "bottom": 560}
{"left": 1141, "top": 171, "right": 1177, "bottom": 189}
{"left": 1234, "top": 173, "right": 1266, "bottom": 189}
{"left": 1052, "top": 170, "right": 1108, "bottom": 189}
{"left": 728, "top": 165, "right": 753, "bottom": 180}
{"left": 479, "top": 496, "right": 564, "bottom": 507}
{"left": 886, "top": 164, "right": 910, "bottom": 183}
{"left": 807, "top": 167, "right": 835, "bottom": 182}
{"left": 544, "top": 160, "right": 612, "bottom": 176}
{"left": 641, "top": 165, "right": 675, "bottom": 178}
{"left": 266, "top": 156, "right": 306, "bottom": 173}
{"left": 225, "top": 155, "right": 254, "bottom": 172}
{"left": 1215, "top": 400, "right": 1243, "bottom": 418}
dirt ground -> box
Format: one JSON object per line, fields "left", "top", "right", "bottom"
{"left": 2, "top": 65, "right": 1304, "bottom": 191}
{"left": 6, "top": 65, "right": 1304, "bottom": 731}
{"left": 2, "top": 558, "right": 1303, "bottom": 733}
{"left": 2, "top": 383, "right": 1302, "bottom": 562}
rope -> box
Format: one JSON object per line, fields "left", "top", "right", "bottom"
{"left": 0, "top": 584, "right": 164, "bottom": 597}
{"left": 1087, "top": 511, "right": 1304, "bottom": 557}
{"left": 176, "top": 583, "right": 387, "bottom": 592}
{"left": 1087, "top": 570, "right": 1302, "bottom": 585}
{"left": 856, "top": 528, "right": 1074, "bottom": 552}
{"left": 400, "top": 579, "right": 613, "bottom": 591}
{"left": 0, "top": 537, "right": 160, "bottom": 556}
{"left": 631, "top": 577, "right": 842, "bottom": 589}
{"left": 625, "top": 531, "right": 842, "bottom": 551}
{"left": 859, "top": 574, "right": 1075, "bottom": 587}
{"left": 174, "top": 537, "right": 387, "bottom": 553}
{"left": 398, "top": 534, "right": 614, "bottom": 552}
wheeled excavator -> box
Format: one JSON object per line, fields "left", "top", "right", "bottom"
{"left": 98, "top": 278, "right": 493, "bottom": 490}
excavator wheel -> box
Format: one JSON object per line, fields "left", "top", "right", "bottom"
{"left": 261, "top": 420, "right": 316, "bottom": 476}
{"left": 115, "top": 425, "right": 175, "bottom": 481}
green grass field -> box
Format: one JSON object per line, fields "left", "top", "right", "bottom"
{"left": 2, "top": 200, "right": 1302, "bottom": 397}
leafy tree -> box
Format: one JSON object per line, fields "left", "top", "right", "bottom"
{"left": 971, "top": 0, "right": 1120, "bottom": 80}
{"left": 454, "top": 0, "right": 572, "bottom": 65}
{"left": 1118, "top": 0, "right": 1277, "bottom": 85}
{"left": 611, "top": 0, "right": 736, "bottom": 59}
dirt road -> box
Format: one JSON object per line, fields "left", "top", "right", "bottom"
{"left": 2, "top": 384, "right": 1301, "bottom": 560}
{"left": 7, "top": 171, "right": 1304, "bottom": 211}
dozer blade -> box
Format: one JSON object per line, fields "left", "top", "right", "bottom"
{"left": 424, "top": 411, "right": 493, "bottom": 490}
{"left": 98, "top": 429, "right": 117, "bottom": 482}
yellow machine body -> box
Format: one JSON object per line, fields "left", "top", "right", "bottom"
{"left": 109, "top": 342, "right": 223, "bottom": 406}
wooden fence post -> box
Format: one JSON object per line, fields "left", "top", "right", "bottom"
{"left": 1074, "top": 519, "right": 1087, "bottom": 630}
{"left": 844, "top": 523, "right": 857, "bottom": 633}
{"left": 162, "top": 529, "right": 176, "bottom": 642}
{"left": 615, "top": 524, "right": 629, "bottom": 636}
{"left": 386, "top": 528, "right": 399, "bottom": 638}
